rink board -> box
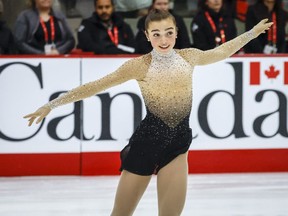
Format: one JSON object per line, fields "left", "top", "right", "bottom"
{"left": 0, "top": 55, "right": 287, "bottom": 176}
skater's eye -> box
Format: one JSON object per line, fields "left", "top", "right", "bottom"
{"left": 153, "top": 33, "right": 160, "bottom": 37}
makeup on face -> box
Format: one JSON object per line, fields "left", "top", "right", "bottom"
{"left": 146, "top": 18, "right": 177, "bottom": 54}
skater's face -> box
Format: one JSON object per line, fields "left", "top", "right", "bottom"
{"left": 153, "top": 0, "right": 170, "bottom": 11}
{"left": 34, "top": 0, "right": 53, "bottom": 10}
{"left": 95, "top": 0, "right": 113, "bottom": 22}
{"left": 206, "top": 0, "right": 222, "bottom": 12}
{"left": 145, "top": 18, "right": 177, "bottom": 54}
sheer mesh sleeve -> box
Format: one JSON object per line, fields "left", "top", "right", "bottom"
{"left": 180, "top": 29, "right": 256, "bottom": 66}
{"left": 44, "top": 56, "right": 148, "bottom": 109}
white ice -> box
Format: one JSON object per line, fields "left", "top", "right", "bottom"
{"left": 0, "top": 173, "right": 288, "bottom": 216}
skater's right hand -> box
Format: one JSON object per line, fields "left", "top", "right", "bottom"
{"left": 23, "top": 106, "right": 51, "bottom": 126}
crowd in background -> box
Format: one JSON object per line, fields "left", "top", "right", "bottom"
{"left": 0, "top": 0, "right": 287, "bottom": 55}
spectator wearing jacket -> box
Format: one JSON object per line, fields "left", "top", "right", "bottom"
{"left": 14, "top": 0, "right": 75, "bottom": 55}
{"left": 191, "top": 0, "right": 237, "bottom": 50}
{"left": 0, "top": 0, "right": 15, "bottom": 54}
{"left": 135, "top": 0, "right": 191, "bottom": 54}
{"left": 77, "top": 0, "right": 136, "bottom": 54}
{"left": 245, "top": 0, "right": 287, "bottom": 54}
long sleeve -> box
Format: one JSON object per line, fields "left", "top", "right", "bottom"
{"left": 44, "top": 56, "right": 148, "bottom": 109}
{"left": 181, "top": 29, "right": 256, "bottom": 66}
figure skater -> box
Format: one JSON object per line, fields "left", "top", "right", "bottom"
{"left": 24, "top": 9, "right": 272, "bottom": 216}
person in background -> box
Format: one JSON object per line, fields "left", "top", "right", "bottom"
{"left": 223, "top": 0, "right": 237, "bottom": 18}
{"left": 0, "top": 0, "right": 15, "bottom": 54}
{"left": 77, "top": 0, "right": 136, "bottom": 54}
{"left": 113, "top": 0, "right": 152, "bottom": 18}
{"left": 14, "top": 0, "right": 75, "bottom": 55}
{"left": 135, "top": 0, "right": 191, "bottom": 54}
{"left": 191, "top": 0, "right": 237, "bottom": 50}
{"left": 244, "top": 0, "right": 287, "bottom": 54}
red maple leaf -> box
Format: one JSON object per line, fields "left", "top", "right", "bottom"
{"left": 265, "top": 65, "right": 279, "bottom": 79}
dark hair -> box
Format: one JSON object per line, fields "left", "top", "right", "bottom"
{"left": 94, "top": 0, "right": 114, "bottom": 7}
{"left": 145, "top": 9, "right": 176, "bottom": 30}
{"left": 257, "top": 0, "right": 283, "bottom": 13}
{"left": 198, "top": 0, "right": 209, "bottom": 11}
{"left": 149, "top": 0, "right": 170, "bottom": 10}
{"left": 197, "top": 0, "right": 226, "bottom": 11}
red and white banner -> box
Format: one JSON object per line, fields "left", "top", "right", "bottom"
{"left": 0, "top": 55, "right": 287, "bottom": 176}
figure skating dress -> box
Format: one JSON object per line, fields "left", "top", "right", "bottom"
{"left": 45, "top": 29, "right": 255, "bottom": 175}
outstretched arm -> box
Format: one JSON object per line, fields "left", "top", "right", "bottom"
{"left": 192, "top": 19, "right": 273, "bottom": 65}
{"left": 24, "top": 57, "right": 145, "bottom": 126}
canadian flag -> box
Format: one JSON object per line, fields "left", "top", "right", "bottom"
{"left": 250, "top": 62, "right": 288, "bottom": 85}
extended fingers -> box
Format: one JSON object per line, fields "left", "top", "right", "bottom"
{"left": 261, "top": 18, "right": 269, "bottom": 23}
{"left": 24, "top": 111, "right": 42, "bottom": 126}
{"left": 28, "top": 117, "right": 36, "bottom": 126}
{"left": 264, "top": 22, "right": 273, "bottom": 31}
{"left": 23, "top": 113, "right": 35, "bottom": 118}
{"left": 267, "top": 22, "right": 273, "bottom": 27}
{"left": 23, "top": 110, "right": 41, "bottom": 118}
{"left": 36, "top": 114, "right": 46, "bottom": 124}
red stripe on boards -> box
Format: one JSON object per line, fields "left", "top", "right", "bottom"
{"left": 0, "top": 153, "right": 80, "bottom": 176}
{"left": 1, "top": 149, "right": 288, "bottom": 176}
{"left": 187, "top": 149, "right": 288, "bottom": 173}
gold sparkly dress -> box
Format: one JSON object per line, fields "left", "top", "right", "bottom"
{"left": 46, "top": 30, "right": 256, "bottom": 175}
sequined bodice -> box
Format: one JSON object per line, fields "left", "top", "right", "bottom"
{"left": 139, "top": 50, "right": 193, "bottom": 127}
{"left": 45, "top": 29, "right": 256, "bottom": 128}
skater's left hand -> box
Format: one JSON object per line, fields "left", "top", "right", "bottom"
{"left": 253, "top": 18, "right": 273, "bottom": 37}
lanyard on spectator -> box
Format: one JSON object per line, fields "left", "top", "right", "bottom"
{"left": 40, "top": 16, "right": 55, "bottom": 44}
{"left": 267, "top": 13, "right": 277, "bottom": 47}
{"left": 205, "top": 11, "right": 226, "bottom": 45}
{"left": 107, "top": 26, "right": 119, "bottom": 46}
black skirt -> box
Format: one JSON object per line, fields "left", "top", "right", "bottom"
{"left": 120, "top": 109, "right": 192, "bottom": 176}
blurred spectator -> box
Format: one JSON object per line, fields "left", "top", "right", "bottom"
{"left": 0, "top": 0, "right": 15, "bottom": 54}
{"left": 224, "top": 0, "right": 237, "bottom": 18}
{"left": 191, "top": 0, "right": 237, "bottom": 50}
{"left": 245, "top": 0, "right": 287, "bottom": 54}
{"left": 14, "top": 0, "right": 75, "bottom": 55}
{"left": 60, "top": 0, "right": 81, "bottom": 18}
{"left": 135, "top": 0, "right": 191, "bottom": 54}
{"left": 113, "top": 0, "right": 152, "bottom": 18}
{"left": 77, "top": 0, "right": 136, "bottom": 54}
